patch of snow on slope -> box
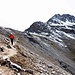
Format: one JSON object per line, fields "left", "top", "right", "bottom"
{"left": 10, "top": 61, "right": 22, "bottom": 70}
{"left": 48, "top": 35, "right": 67, "bottom": 47}
{"left": 65, "top": 20, "right": 75, "bottom": 26}
{"left": 63, "top": 32, "right": 75, "bottom": 39}
{"left": 30, "top": 32, "right": 46, "bottom": 38}
{"left": 47, "top": 25, "right": 51, "bottom": 30}
{"left": 50, "top": 18, "right": 65, "bottom": 26}
{"left": 51, "top": 30, "right": 62, "bottom": 39}
{"left": 41, "top": 32, "right": 48, "bottom": 35}
{"left": 50, "top": 18, "right": 75, "bottom": 28}
{"left": 3, "top": 56, "right": 9, "bottom": 60}
{"left": 63, "top": 20, "right": 74, "bottom": 29}
{"left": 29, "top": 32, "right": 67, "bottom": 47}
{"left": 56, "top": 30, "right": 75, "bottom": 39}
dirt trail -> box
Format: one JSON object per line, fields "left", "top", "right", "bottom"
{"left": 0, "top": 45, "right": 17, "bottom": 59}
{"left": 0, "top": 66, "right": 16, "bottom": 75}
{"left": 0, "top": 46, "right": 17, "bottom": 58}
{"left": 0, "top": 41, "right": 18, "bottom": 75}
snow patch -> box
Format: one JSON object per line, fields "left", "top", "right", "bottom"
{"left": 29, "top": 32, "right": 67, "bottom": 47}
{"left": 41, "top": 32, "right": 48, "bottom": 35}
{"left": 56, "top": 30, "right": 75, "bottom": 39}
{"left": 10, "top": 61, "right": 22, "bottom": 70}
{"left": 50, "top": 18, "right": 75, "bottom": 27}
{"left": 3, "top": 56, "right": 9, "bottom": 60}
{"left": 18, "top": 73, "right": 21, "bottom": 75}
{"left": 63, "top": 32, "right": 75, "bottom": 39}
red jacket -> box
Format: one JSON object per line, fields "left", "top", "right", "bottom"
{"left": 9, "top": 34, "right": 14, "bottom": 39}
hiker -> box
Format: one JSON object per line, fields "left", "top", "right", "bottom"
{"left": 9, "top": 33, "right": 14, "bottom": 45}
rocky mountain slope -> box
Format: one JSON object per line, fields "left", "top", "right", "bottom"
{"left": 25, "top": 14, "right": 75, "bottom": 75}
{"left": 0, "top": 25, "right": 72, "bottom": 75}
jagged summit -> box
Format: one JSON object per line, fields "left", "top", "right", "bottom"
{"left": 25, "top": 14, "right": 75, "bottom": 36}
{"left": 26, "top": 14, "right": 75, "bottom": 33}
{"left": 49, "top": 14, "right": 75, "bottom": 22}
{"left": 47, "top": 14, "right": 75, "bottom": 25}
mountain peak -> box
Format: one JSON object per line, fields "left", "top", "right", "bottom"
{"left": 25, "top": 21, "right": 50, "bottom": 33}
{"left": 47, "top": 14, "right": 75, "bottom": 25}
{"left": 25, "top": 14, "right": 75, "bottom": 34}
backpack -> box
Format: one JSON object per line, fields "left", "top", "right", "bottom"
{"left": 9, "top": 34, "right": 14, "bottom": 39}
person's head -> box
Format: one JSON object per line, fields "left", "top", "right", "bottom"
{"left": 10, "top": 33, "right": 13, "bottom": 34}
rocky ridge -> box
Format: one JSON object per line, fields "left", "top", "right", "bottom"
{"left": 0, "top": 27, "right": 72, "bottom": 75}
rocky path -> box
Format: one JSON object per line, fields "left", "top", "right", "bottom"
{"left": 0, "top": 34, "right": 18, "bottom": 75}
{"left": 0, "top": 46, "right": 17, "bottom": 59}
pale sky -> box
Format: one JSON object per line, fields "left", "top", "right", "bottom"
{"left": 0, "top": 0, "right": 75, "bottom": 31}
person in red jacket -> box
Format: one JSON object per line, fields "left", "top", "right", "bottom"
{"left": 9, "top": 33, "right": 14, "bottom": 45}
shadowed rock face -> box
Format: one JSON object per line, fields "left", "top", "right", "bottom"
{"left": 25, "top": 21, "right": 50, "bottom": 33}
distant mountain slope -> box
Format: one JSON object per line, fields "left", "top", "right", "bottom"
{"left": 25, "top": 14, "right": 75, "bottom": 74}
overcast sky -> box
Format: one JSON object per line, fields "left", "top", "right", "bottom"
{"left": 0, "top": 0, "right": 75, "bottom": 31}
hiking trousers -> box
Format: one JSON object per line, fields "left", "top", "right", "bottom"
{"left": 11, "top": 39, "right": 14, "bottom": 45}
